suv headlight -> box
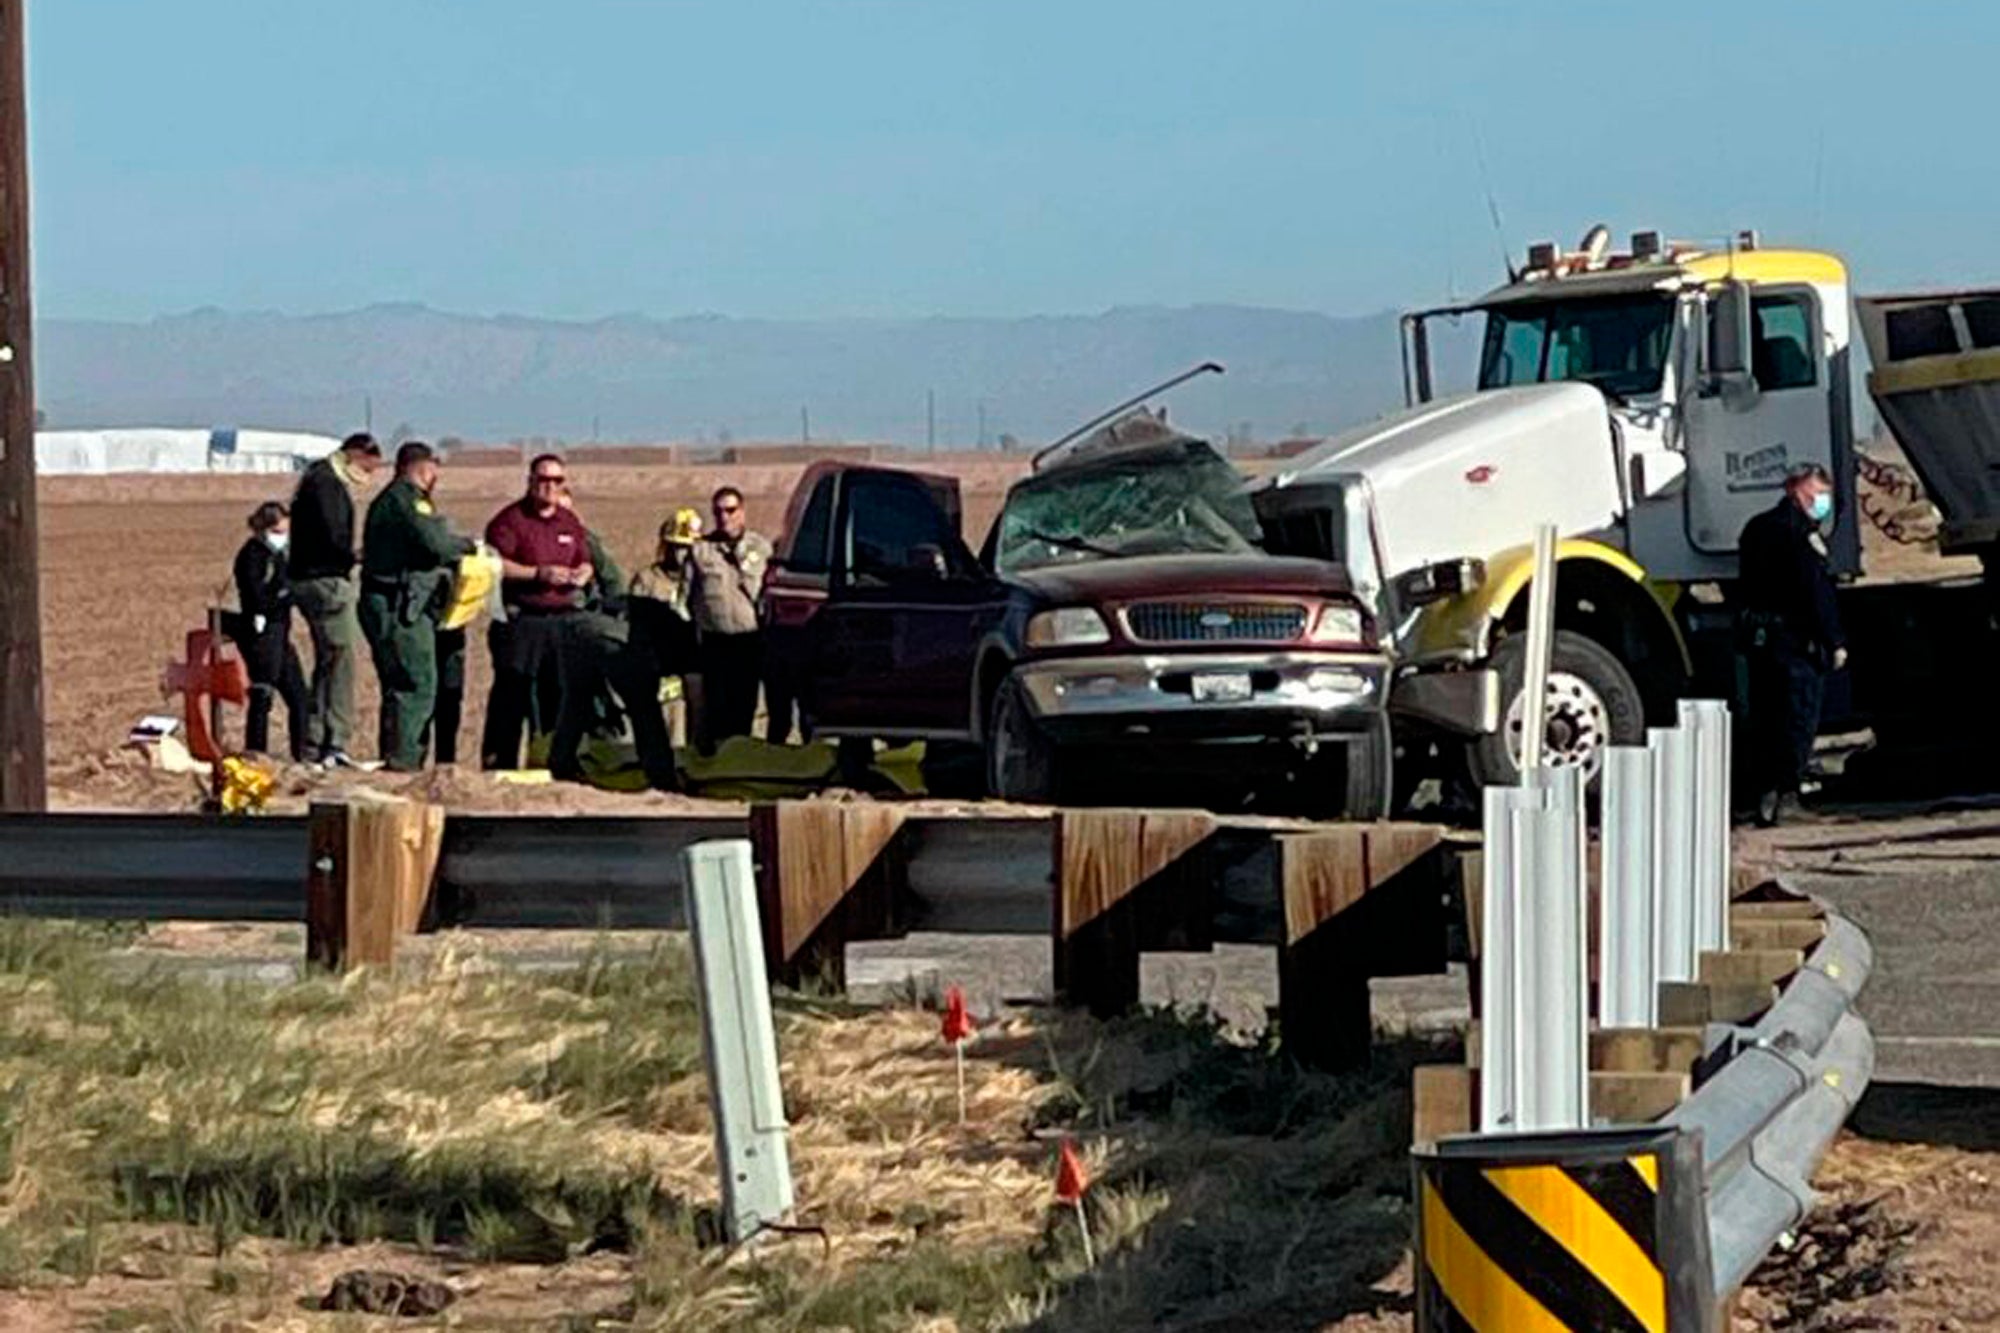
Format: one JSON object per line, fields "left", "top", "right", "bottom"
{"left": 1306, "top": 603, "right": 1367, "bottom": 646}
{"left": 1025, "top": 607, "right": 1112, "bottom": 648}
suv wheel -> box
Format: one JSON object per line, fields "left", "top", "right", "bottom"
{"left": 986, "top": 677, "right": 1058, "bottom": 803}
{"left": 1340, "top": 718, "right": 1393, "bottom": 819}
{"left": 1304, "top": 718, "right": 1393, "bottom": 820}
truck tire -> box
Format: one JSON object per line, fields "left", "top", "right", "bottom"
{"left": 985, "top": 677, "right": 1059, "bottom": 803}
{"left": 1469, "top": 629, "right": 1645, "bottom": 788}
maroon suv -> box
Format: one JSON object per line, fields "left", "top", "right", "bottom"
{"left": 761, "top": 418, "right": 1392, "bottom": 814}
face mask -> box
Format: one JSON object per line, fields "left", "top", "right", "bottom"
{"left": 1808, "top": 492, "right": 1833, "bottom": 523}
{"left": 265, "top": 531, "right": 290, "bottom": 553}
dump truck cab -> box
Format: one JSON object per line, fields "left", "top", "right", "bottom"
{"left": 1254, "top": 226, "right": 1860, "bottom": 786}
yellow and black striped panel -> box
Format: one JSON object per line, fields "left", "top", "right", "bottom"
{"left": 1414, "top": 1129, "right": 1711, "bottom": 1333}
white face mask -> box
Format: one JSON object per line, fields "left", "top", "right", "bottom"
{"left": 265, "top": 531, "right": 290, "bottom": 553}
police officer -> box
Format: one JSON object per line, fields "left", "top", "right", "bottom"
{"left": 359, "top": 441, "right": 475, "bottom": 771}
{"left": 690, "top": 485, "right": 773, "bottom": 749}
{"left": 1738, "top": 463, "right": 1848, "bottom": 826}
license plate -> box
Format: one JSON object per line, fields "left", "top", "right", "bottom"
{"left": 1190, "top": 672, "right": 1253, "bottom": 703}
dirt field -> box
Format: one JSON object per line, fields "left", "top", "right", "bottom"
{"left": 35, "top": 454, "right": 1028, "bottom": 805}
{"left": 24, "top": 450, "right": 2000, "bottom": 1329}
{"left": 34, "top": 440, "right": 1953, "bottom": 810}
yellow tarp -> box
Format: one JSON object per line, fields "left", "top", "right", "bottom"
{"left": 442, "top": 550, "right": 505, "bottom": 631}
{"left": 519, "top": 731, "right": 928, "bottom": 798}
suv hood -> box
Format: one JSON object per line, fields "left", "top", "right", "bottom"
{"left": 1015, "top": 553, "right": 1354, "bottom": 603}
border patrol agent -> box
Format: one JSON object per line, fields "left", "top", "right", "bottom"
{"left": 360, "top": 441, "right": 475, "bottom": 771}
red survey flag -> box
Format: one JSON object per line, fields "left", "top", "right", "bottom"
{"left": 1055, "top": 1139, "right": 1090, "bottom": 1204}
{"left": 940, "top": 985, "right": 975, "bottom": 1044}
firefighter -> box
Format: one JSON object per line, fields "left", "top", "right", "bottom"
{"left": 358, "top": 442, "right": 475, "bottom": 771}
{"left": 628, "top": 507, "right": 704, "bottom": 754}
{"left": 1738, "top": 463, "right": 1848, "bottom": 826}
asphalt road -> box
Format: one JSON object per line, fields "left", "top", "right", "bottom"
{"left": 846, "top": 936, "right": 1470, "bottom": 1039}
{"left": 855, "top": 805, "right": 2000, "bottom": 1090}
{"left": 1756, "top": 808, "right": 2000, "bottom": 1088}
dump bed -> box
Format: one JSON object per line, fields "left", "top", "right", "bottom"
{"left": 1857, "top": 291, "right": 2000, "bottom": 554}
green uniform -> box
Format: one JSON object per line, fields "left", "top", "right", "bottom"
{"left": 358, "top": 477, "right": 474, "bottom": 771}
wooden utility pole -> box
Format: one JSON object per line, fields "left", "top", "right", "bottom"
{"left": 0, "top": 1, "right": 44, "bottom": 812}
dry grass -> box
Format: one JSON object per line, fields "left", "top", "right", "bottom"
{"left": 0, "top": 922, "right": 1431, "bottom": 1330}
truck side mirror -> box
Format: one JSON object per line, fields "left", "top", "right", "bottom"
{"left": 1707, "top": 280, "right": 1754, "bottom": 389}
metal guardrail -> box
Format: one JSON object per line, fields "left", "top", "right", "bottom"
{"left": 1440, "top": 660, "right": 1876, "bottom": 1329}
{"left": 1425, "top": 890, "right": 1876, "bottom": 1331}
{"left": 1479, "top": 765, "right": 1589, "bottom": 1133}
{"left": 1666, "top": 897, "right": 1876, "bottom": 1305}
{"left": 685, "top": 839, "right": 794, "bottom": 1243}
{"left": 0, "top": 813, "right": 305, "bottom": 920}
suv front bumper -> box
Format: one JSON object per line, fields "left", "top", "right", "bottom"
{"left": 1013, "top": 650, "right": 1388, "bottom": 739}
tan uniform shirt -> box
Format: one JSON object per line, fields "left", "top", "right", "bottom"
{"left": 690, "top": 531, "right": 772, "bottom": 636}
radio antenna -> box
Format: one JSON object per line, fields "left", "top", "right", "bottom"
{"left": 1470, "top": 121, "right": 1517, "bottom": 283}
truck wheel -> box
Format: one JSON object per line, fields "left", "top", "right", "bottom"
{"left": 985, "top": 678, "right": 1059, "bottom": 803}
{"left": 1469, "top": 630, "right": 1645, "bottom": 788}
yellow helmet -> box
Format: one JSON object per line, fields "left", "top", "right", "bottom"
{"left": 664, "top": 507, "right": 703, "bottom": 546}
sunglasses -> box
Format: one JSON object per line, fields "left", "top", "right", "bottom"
{"left": 532, "top": 473, "right": 567, "bottom": 485}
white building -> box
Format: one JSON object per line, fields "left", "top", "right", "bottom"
{"left": 35, "top": 428, "right": 341, "bottom": 476}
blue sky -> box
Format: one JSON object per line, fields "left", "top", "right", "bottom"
{"left": 29, "top": 1, "right": 2000, "bottom": 322}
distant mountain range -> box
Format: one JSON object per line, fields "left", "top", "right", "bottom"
{"left": 35, "top": 302, "right": 1421, "bottom": 447}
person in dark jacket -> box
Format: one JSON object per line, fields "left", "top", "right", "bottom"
{"left": 359, "top": 442, "right": 476, "bottom": 771}
{"left": 287, "top": 432, "right": 383, "bottom": 767}
{"left": 1738, "top": 463, "right": 1848, "bottom": 826}
{"left": 230, "top": 501, "right": 309, "bottom": 761}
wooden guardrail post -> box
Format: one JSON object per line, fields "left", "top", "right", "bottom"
{"left": 1279, "top": 822, "right": 1444, "bottom": 1070}
{"left": 306, "top": 796, "right": 445, "bottom": 970}
{"left": 1053, "top": 809, "right": 1217, "bottom": 1017}
{"left": 749, "top": 801, "right": 907, "bottom": 990}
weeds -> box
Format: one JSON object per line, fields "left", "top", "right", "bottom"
{"left": 0, "top": 920, "right": 697, "bottom": 1277}
{"left": 0, "top": 919, "right": 1432, "bottom": 1331}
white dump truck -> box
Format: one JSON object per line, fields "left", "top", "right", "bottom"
{"left": 1253, "top": 225, "right": 1986, "bottom": 793}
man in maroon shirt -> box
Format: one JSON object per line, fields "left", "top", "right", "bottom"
{"left": 479, "top": 454, "right": 598, "bottom": 778}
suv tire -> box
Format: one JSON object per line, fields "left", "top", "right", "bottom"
{"left": 1340, "top": 717, "right": 1393, "bottom": 819}
{"left": 985, "top": 676, "right": 1059, "bottom": 803}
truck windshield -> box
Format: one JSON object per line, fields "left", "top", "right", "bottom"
{"left": 994, "top": 447, "right": 1262, "bottom": 574}
{"left": 1478, "top": 295, "right": 1675, "bottom": 398}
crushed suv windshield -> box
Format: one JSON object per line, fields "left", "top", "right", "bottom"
{"left": 994, "top": 445, "right": 1262, "bottom": 574}
{"left": 1479, "top": 294, "right": 1675, "bottom": 398}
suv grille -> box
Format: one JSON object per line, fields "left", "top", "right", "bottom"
{"left": 1125, "top": 601, "right": 1308, "bottom": 644}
